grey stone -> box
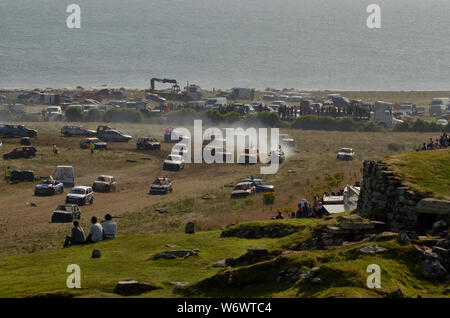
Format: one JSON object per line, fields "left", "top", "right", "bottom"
{"left": 398, "top": 232, "right": 410, "bottom": 245}
{"left": 422, "top": 259, "right": 447, "bottom": 278}
{"left": 172, "top": 282, "right": 188, "bottom": 293}
{"left": 185, "top": 222, "right": 195, "bottom": 234}
{"left": 154, "top": 250, "right": 197, "bottom": 260}
{"left": 360, "top": 245, "right": 389, "bottom": 254}
{"left": 91, "top": 249, "right": 101, "bottom": 258}
{"left": 213, "top": 260, "right": 226, "bottom": 267}
{"left": 114, "top": 280, "right": 156, "bottom": 295}
{"left": 415, "top": 199, "right": 450, "bottom": 215}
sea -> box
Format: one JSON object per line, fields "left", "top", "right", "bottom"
{"left": 0, "top": 0, "right": 449, "bottom": 90}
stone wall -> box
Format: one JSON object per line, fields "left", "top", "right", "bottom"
{"left": 356, "top": 160, "right": 450, "bottom": 233}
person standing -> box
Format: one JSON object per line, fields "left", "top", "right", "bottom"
{"left": 4, "top": 166, "right": 11, "bottom": 183}
{"left": 53, "top": 144, "right": 58, "bottom": 155}
{"left": 90, "top": 141, "right": 95, "bottom": 155}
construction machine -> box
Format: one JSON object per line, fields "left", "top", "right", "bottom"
{"left": 149, "top": 77, "right": 202, "bottom": 101}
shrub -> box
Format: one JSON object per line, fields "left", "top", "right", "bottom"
{"left": 0, "top": 108, "right": 13, "bottom": 121}
{"left": 263, "top": 192, "right": 276, "bottom": 205}
{"left": 85, "top": 108, "right": 102, "bottom": 122}
{"left": 290, "top": 115, "right": 376, "bottom": 131}
{"left": 65, "top": 106, "right": 83, "bottom": 122}
{"left": 103, "top": 108, "right": 142, "bottom": 123}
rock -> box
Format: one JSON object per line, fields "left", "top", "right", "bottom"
{"left": 311, "top": 277, "right": 322, "bottom": 283}
{"left": 155, "top": 208, "right": 168, "bottom": 214}
{"left": 375, "top": 232, "right": 398, "bottom": 242}
{"left": 193, "top": 248, "right": 201, "bottom": 253}
{"left": 91, "top": 249, "right": 101, "bottom": 258}
{"left": 185, "top": 222, "right": 195, "bottom": 234}
{"left": 360, "top": 245, "right": 389, "bottom": 254}
{"left": 286, "top": 267, "right": 298, "bottom": 274}
{"left": 213, "top": 260, "right": 226, "bottom": 267}
{"left": 386, "top": 288, "right": 404, "bottom": 298}
{"left": 287, "top": 169, "right": 296, "bottom": 174}
{"left": 432, "top": 220, "right": 448, "bottom": 233}
{"left": 415, "top": 199, "right": 450, "bottom": 215}
{"left": 327, "top": 226, "right": 351, "bottom": 235}
{"left": 422, "top": 259, "right": 448, "bottom": 278}
{"left": 340, "top": 221, "right": 375, "bottom": 230}
{"left": 154, "top": 250, "right": 197, "bottom": 260}
{"left": 225, "top": 258, "right": 236, "bottom": 267}
{"left": 398, "top": 232, "right": 410, "bottom": 245}
{"left": 114, "top": 280, "right": 157, "bottom": 295}
{"left": 247, "top": 248, "right": 270, "bottom": 257}
{"left": 172, "top": 282, "right": 188, "bottom": 293}
{"left": 201, "top": 194, "right": 216, "bottom": 200}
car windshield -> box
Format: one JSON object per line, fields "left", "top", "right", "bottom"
{"left": 70, "top": 188, "right": 86, "bottom": 194}
{"left": 57, "top": 205, "right": 67, "bottom": 211}
{"left": 340, "top": 149, "right": 352, "bottom": 153}
{"left": 234, "top": 184, "right": 248, "bottom": 190}
{"left": 96, "top": 177, "right": 107, "bottom": 182}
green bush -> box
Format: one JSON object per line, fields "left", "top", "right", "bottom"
{"left": 263, "top": 192, "right": 276, "bottom": 205}
{"left": 290, "top": 115, "right": 379, "bottom": 132}
{"left": 103, "top": 108, "right": 142, "bottom": 123}
{"left": 65, "top": 106, "right": 83, "bottom": 122}
{"left": 85, "top": 108, "right": 102, "bottom": 122}
{"left": 394, "top": 119, "right": 444, "bottom": 132}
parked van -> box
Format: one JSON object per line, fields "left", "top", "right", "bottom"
{"left": 205, "top": 97, "right": 227, "bottom": 110}
{"left": 429, "top": 98, "right": 450, "bottom": 116}
{"left": 55, "top": 165, "right": 75, "bottom": 187}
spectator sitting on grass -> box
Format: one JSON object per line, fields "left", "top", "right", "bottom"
{"left": 275, "top": 211, "right": 284, "bottom": 219}
{"left": 86, "top": 216, "right": 103, "bottom": 243}
{"left": 101, "top": 213, "right": 117, "bottom": 239}
{"left": 63, "top": 220, "right": 86, "bottom": 247}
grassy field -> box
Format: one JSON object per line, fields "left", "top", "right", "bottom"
{"left": 0, "top": 217, "right": 447, "bottom": 298}
{"left": 387, "top": 149, "right": 450, "bottom": 200}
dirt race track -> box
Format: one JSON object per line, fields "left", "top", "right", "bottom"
{"left": 0, "top": 131, "right": 264, "bottom": 256}
{"left": 0, "top": 123, "right": 440, "bottom": 257}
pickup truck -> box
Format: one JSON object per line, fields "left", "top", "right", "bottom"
{"left": 0, "top": 124, "right": 37, "bottom": 138}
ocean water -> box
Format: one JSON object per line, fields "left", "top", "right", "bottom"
{"left": 0, "top": 0, "right": 449, "bottom": 90}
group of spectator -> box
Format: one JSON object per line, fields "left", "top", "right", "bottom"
{"left": 419, "top": 133, "right": 449, "bottom": 151}
{"left": 273, "top": 196, "right": 331, "bottom": 220}
{"left": 63, "top": 214, "right": 117, "bottom": 247}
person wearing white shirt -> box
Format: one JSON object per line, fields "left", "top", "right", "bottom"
{"left": 101, "top": 213, "right": 117, "bottom": 239}
{"left": 86, "top": 216, "right": 103, "bottom": 243}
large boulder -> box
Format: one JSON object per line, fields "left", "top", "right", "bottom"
{"left": 114, "top": 280, "right": 158, "bottom": 295}
{"left": 421, "top": 259, "right": 447, "bottom": 279}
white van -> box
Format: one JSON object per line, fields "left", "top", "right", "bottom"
{"left": 55, "top": 166, "right": 75, "bottom": 187}
{"left": 205, "top": 97, "right": 227, "bottom": 110}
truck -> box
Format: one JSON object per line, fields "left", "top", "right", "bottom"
{"left": 0, "top": 124, "right": 38, "bottom": 138}
{"left": 374, "top": 101, "right": 402, "bottom": 128}
{"left": 205, "top": 97, "right": 227, "bottom": 110}
{"left": 429, "top": 98, "right": 450, "bottom": 116}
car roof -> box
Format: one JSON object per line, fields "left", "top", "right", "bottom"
{"left": 167, "top": 154, "right": 182, "bottom": 159}
{"left": 98, "top": 175, "right": 113, "bottom": 178}
{"left": 72, "top": 186, "right": 90, "bottom": 190}
{"left": 236, "top": 182, "right": 253, "bottom": 186}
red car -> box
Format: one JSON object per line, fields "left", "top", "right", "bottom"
{"left": 231, "top": 182, "right": 256, "bottom": 198}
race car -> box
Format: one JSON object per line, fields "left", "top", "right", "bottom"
{"left": 35, "top": 179, "right": 65, "bottom": 196}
